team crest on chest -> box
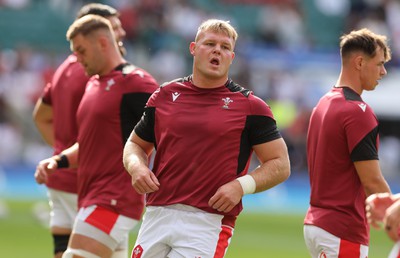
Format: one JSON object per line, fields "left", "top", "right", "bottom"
{"left": 222, "top": 97, "right": 233, "bottom": 109}
{"left": 105, "top": 79, "right": 115, "bottom": 91}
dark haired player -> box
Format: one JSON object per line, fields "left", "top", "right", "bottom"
{"left": 35, "top": 14, "right": 158, "bottom": 258}
{"left": 304, "top": 28, "right": 392, "bottom": 258}
{"left": 33, "top": 3, "right": 127, "bottom": 258}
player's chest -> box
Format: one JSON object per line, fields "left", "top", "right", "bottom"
{"left": 79, "top": 80, "right": 125, "bottom": 119}
{"left": 157, "top": 92, "right": 248, "bottom": 134}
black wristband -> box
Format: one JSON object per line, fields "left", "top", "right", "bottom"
{"left": 56, "top": 154, "right": 69, "bottom": 168}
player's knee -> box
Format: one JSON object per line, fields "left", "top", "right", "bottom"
{"left": 111, "top": 249, "right": 127, "bottom": 258}
{"left": 53, "top": 234, "right": 70, "bottom": 255}
{"left": 62, "top": 248, "right": 101, "bottom": 258}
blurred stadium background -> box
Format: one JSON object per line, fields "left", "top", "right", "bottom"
{"left": 0, "top": 0, "right": 400, "bottom": 257}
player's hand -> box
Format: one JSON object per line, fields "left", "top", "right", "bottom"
{"left": 384, "top": 200, "right": 400, "bottom": 242}
{"left": 208, "top": 180, "right": 243, "bottom": 213}
{"left": 366, "top": 193, "right": 395, "bottom": 229}
{"left": 34, "top": 157, "right": 58, "bottom": 184}
{"left": 130, "top": 166, "right": 160, "bottom": 194}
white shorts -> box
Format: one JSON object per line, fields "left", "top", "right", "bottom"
{"left": 47, "top": 188, "right": 78, "bottom": 229}
{"left": 73, "top": 205, "right": 139, "bottom": 250}
{"left": 132, "top": 204, "right": 234, "bottom": 258}
{"left": 388, "top": 241, "right": 400, "bottom": 258}
{"left": 303, "top": 225, "right": 369, "bottom": 258}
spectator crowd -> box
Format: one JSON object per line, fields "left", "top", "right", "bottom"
{"left": 1, "top": 0, "right": 400, "bottom": 178}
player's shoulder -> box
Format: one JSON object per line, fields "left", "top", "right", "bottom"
{"left": 56, "top": 54, "right": 83, "bottom": 73}
{"left": 118, "top": 63, "right": 159, "bottom": 89}
{"left": 121, "top": 64, "right": 154, "bottom": 80}
{"left": 153, "top": 76, "right": 191, "bottom": 96}
{"left": 226, "top": 79, "right": 264, "bottom": 104}
{"left": 52, "top": 55, "right": 87, "bottom": 86}
{"left": 325, "top": 87, "right": 376, "bottom": 119}
{"left": 226, "top": 79, "right": 252, "bottom": 97}
{"left": 341, "top": 87, "right": 362, "bottom": 102}
{"left": 160, "top": 76, "right": 190, "bottom": 88}
{"left": 340, "top": 87, "right": 374, "bottom": 115}
{"left": 226, "top": 80, "right": 272, "bottom": 114}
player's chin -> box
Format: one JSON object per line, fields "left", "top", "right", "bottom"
{"left": 366, "top": 83, "right": 378, "bottom": 91}
{"left": 86, "top": 69, "right": 96, "bottom": 77}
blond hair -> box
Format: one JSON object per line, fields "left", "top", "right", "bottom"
{"left": 195, "top": 19, "right": 238, "bottom": 44}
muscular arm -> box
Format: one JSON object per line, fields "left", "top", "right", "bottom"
{"left": 209, "top": 138, "right": 291, "bottom": 213}
{"left": 123, "top": 132, "right": 158, "bottom": 194}
{"left": 355, "top": 159, "right": 391, "bottom": 196}
{"left": 250, "top": 138, "right": 291, "bottom": 192}
{"left": 32, "top": 99, "right": 54, "bottom": 146}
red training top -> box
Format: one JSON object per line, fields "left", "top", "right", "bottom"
{"left": 77, "top": 63, "right": 159, "bottom": 220}
{"left": 305, "top": 87, "right": 380, "bottom": 245}
{"left": 134, "top": 76, "right": 281, "bottom": 225}
{"left": 42, "top": 54, "right": 88, "bottom": 193}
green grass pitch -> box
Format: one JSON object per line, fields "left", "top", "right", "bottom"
{"left": 0, "top": 200, "right": 393, "bottom": 257}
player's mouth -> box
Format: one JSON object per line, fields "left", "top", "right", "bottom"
{"left": 210, "top": 58, "right": 220, "bottom": 66}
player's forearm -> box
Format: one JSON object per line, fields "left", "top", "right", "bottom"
{"left": 363, "top": 176, "right": 391, "bottom": 197}
{"left": 123, "top": 141, "right": 149, "bottom": 176}
{"left": 58, "top": 143, "right": 79, "bottom": 168}
{"left": 250, "top": 155, "right": 291, "bottom": 193}
{"left": 34, "top": 122, "right": 55, "bottom": 146}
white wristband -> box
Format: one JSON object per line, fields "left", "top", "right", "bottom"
{"left": 236, "top": 175, "right": 256, "bottom": 195}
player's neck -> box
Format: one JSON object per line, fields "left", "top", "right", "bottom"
{"left": 191, "top": 73, "right": 228, "bottom": 89}
{"left": 335, "top": 73, "right": 362, "bottom": 95}
{"left": 99, "top": 57, "right": 126, "bottom": 77}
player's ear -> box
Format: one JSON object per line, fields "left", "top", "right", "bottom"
{"left": 354, "top": 55, "right": 363, "bottom": 71}
{"left": 97, "top": 35, "right": 109, "bottom": 50}
{"left": 189, "top": 42, "right": 196, "bottom": 56}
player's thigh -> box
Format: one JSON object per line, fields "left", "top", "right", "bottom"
{"left": 132, "top": 206, "right": 172, "bottom": 258}
{"left": 304, "top": 225, "right": 368, "bottom": 258}
{"left": 167, "top": 225, "right": 233, "bottom": 258}
{"left": 69, "top": 233, "right": 112, "bottom": 258}
{"left": 172, "top": 208, "right": 233, "bottom": 258}
{"left": 47, "top": 188, "right": 77, "bottom": 232}
{"left": 304, "top": 225, "right": 340, "bottom": 257}
{"left": 72, "top": 205, "right": 138, "bottom": 253}
{"left": 134, "top": 205, "right": 233, "bottom": 258}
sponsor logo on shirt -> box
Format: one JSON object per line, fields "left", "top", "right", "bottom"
{"left": 358, "top": 103, "right": 367, "bottom": 112}
{"left": 222, "top": 97, "right": 233, "bottom": 109}
{"left": 172, "top": 92, "right": 181, "bottom": 102}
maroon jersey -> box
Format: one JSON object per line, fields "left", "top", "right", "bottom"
{"left": 304, "top": 87, "right": 380, "bottom": 245}
{"left": 76, "top": 63, "right": 158, "bottom": 220}
{"left": 134, "top": 76, "right": 281, "bottom": 219}
{"left": 41, "top": 54, "right": 88, "bottom": 193}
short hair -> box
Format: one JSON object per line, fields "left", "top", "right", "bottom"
{"left": 340, "top": 28, "right": 391, "bottom": 62}
{"left": 195, "top": 19, "right": 238, "bottom": 44}
{"left": 66, "top": 14, "right": 112, "bottom": 41}
{"left": 76, "top": 3, "right": 119, "bottom": 19}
